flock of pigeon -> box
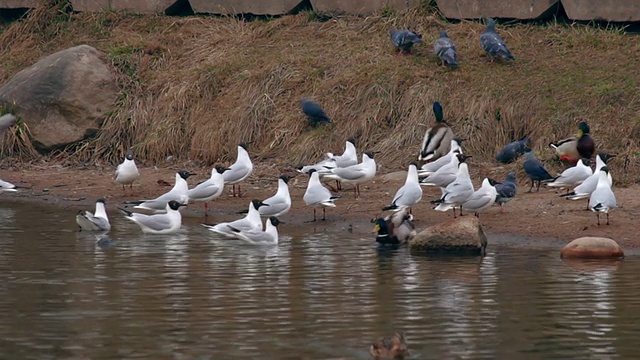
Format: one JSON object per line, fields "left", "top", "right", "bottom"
{"left": 0, "top": 19, "right": 618, "bottom": 247}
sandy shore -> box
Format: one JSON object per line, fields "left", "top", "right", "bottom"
{"left": 1, "top": 162, "right": 635, "bottom": 248}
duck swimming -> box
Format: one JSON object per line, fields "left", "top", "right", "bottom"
{"left": 370, "top": 332, "right": 410, "bottom": 359}
{"left": 372, "top": 207, "right": 416, "bottom": 246}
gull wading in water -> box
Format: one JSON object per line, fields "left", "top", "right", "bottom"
{"left": 228, "top": 216, "right": 283, "bottom": 246}
{"left": 223, "top": 143, "right": 253, "bottom": 197}
{"left": 202, "top": 199, "right": 268, "bottom": 238}
{"left": 76, "top": 198, "right": 111, "bottom": 232}
{"left": 125, "top": 170, "right": 194, "bottom": 213}
{"left": 188, "top": 165, "right": 229, "bottom": 216}
{"left": 119, "top": 200, "right": 186, "bottom": 235}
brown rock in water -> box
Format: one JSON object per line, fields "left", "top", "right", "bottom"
{"left": 409, "top": 216, "right": 487, "bottom": 255}
{"left": 0, "top": 45, "right": 118, "bottom": 152}
{"left": 560, "top": 237, "right": 624, "bottom": 259}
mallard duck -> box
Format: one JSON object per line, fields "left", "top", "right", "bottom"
{"left": 418, "top": 102, "right": 454, "bottom": 162}
{"left": 372, "top": 207, "right": 416, "bottom": 246}
{"left": 370, "top": 332, "right": 410, "bottom": 359}
{"left": 549, "top": 121, "right": 595, "bottom": 163}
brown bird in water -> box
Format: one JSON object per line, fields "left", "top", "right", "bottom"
{"left": 369, "top": 332, "right": 410, "bottom": 359}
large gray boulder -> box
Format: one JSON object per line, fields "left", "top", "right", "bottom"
{"left": 562, "top": 0, "right": 640, "bottom": 21}
{"left": 189, "top": 0, "right": 302, "bottom": 15}
{"left": 409, "top": 216, "right": 487, "bottom": 255}
{"left": 70, "top": 0, "right": 179, "bottom": 13}
{"left": 435, "top": 0, "right": 559, "bottom": 19}
{"left": 310, "top": 0, "right": 419, "bottom": 16}
{"left": 0, "top": 45, "right": 118, "bottom": 152}
{"left": 560, "top": 237, "right": 624, "bottom": 259}
{"left": 0, "top": 0, "right": 42, "bottom": 8}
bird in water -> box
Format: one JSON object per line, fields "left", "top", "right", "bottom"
{"left": 372, "top": 207, "right": 416, "bottom": 246}
{"left": 480, "top": 18, "right": 515, "bottom": 62}
{"left": 390, "top": 29, "right": 423, "bottom": 55}
{"left": 418, "top": 101, "right": 454, "bottom": 163}
{"left": 370, "top": 332, "right": 410, "bottom": 359}
{"left": 433, "top": 29, "right": 458, "bottom": 67}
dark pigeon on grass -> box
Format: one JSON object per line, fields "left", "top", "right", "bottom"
{"left": 300, "top": 99, "right": 332, "bottom": 127}
{"left": 494, "top": 172, "right": 517, "bottom": 212}
{"left": 390, "top": 29, "right": 423, "bottom": 55}
{"left": 523, "top": 148, "right": 553, "bottom": 192}
{"left": 496, "top": 135, "right": 531, "bottom": 164}
{"left": 433, "top": 30, "right": 458, "bottom": 67}
{"left": 480, "top": 18, "right": 515, "bottom": 62}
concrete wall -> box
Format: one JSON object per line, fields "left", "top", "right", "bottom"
{"left": 1, "top": 0, "right": 640, "bottom": 21}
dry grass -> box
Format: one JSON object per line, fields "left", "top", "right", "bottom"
{"left": 0, "top": 1, "right": 639, "bottom": 184}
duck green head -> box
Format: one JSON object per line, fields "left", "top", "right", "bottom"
{"left": 577, "top": 121, "right": 590, "bottom": 136}
{"left": 433, "top": 102, "right": 444, "bottom": 123}
{"left": 371, "top": 218, "right": 389, "bottom": 235}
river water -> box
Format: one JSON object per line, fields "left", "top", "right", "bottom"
{"left": 0, "top": 201, "right": 638, "bottom": 359}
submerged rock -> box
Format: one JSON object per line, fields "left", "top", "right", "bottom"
{"left": 560, "top": 237, "right": 624, "bottom": 259}
{"left": 409, "top": 216, "right": 487, "bottom": 255}
{"left": 0, "top": 45, "right": 118, "bottom": 152}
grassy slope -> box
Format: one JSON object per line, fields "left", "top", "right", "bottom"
{"left": 0, "top": 1, "right": 639, "bottom": 184}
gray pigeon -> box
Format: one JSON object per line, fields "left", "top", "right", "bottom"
{"left": 496, "top": 135, "right": 530, "bottom": 164}
{"left": 0, "top": 113, "right": 17, "bottom": 133}
{"left": 433, "top": 30, "right": 458, "bottom": 67}
{"left": 480, "top": 18, "right": 515, "bottom": 62}
{"left": 494, "top": 172, "right": 517, "bottom": 211}
{"left": 523, "top": 148, "right": 553, "bottom": 192}
{"left": 390, "top": 29, "right": 423, "bottom": 55}
{"left": 300, "top": 99, "right": 332, "bottom": 127}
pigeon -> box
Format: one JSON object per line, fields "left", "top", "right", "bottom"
{"left": 495, "top": 135, "right": 531, "bottom": 164}
{"left": 115, "top": 149, "right": 140, "bottom": 191}
{"left": 480, "top": 18, "right": 515, "bottom": 62}
{"left": 494, "top": 172, "right": 517, "bottom": 211}
{"left": 390, "top": 29, "right": 423, "bottom": 55}
{"left": 545, "top": 159, "right": 592, "bottom": 189}
{"left": 188, "top": 165, "right": 229, "bottom": 215}
{"left": 418, "top": 102, "right": 454, "bottom": 162}
{"left": 303, "top": 169, "right": 340, "bottom": 221}
{"left": 125, "top": 171, "right": 194, "bottom": 213}
{"left": 223, "top": 143, "right": 253, "bottom": 197}
{"left": 76, "top": 198, "right": 111, "bottom": 232}
{"left": 301, "top": 99, "right": 332, "bottom": 127}
{"left": 0, "top": 113, "right": 17, "bottom": 133}
{"left": 522, "top": 149, "right": 553, "bottom": 192}
{"left": 382, "top": 163, "right": 422, "bottom": 212}
{"left": 119, "top": 200, "right": 186, "bottom": 235}
{"left": 322, "top": 151, "right": 377, "bottom": 198}
{"left": 229, "top": 216, "right": 282, "bottom": 245}
{"left": 589, "top": 167, "right": 616, "bottom": 225}
{"left": 372, "top": 207, "right": 416, "bottom": 246}
{"left": 433, "top": 29, "right": 458, "bottom": 67}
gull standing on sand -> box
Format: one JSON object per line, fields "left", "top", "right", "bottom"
{"left": 480, "top": 18, "right": 515, "bottom": 62}
{"left": 258, "top": 175, "right": 292, "bottom": 218}
{"left": 76, "top": 198, "right": 111, "bottom": 232}
{"left": 119, "top": 200, "right": 186, "bottom": 235}
{"left": 523, "top": 149, "right": 553, "bottom": 192}
{"left": 433, "top": 29, "right": 458, "bottom": 67}
{"left": 326, "top": 138, "right": 358, "bottom": 190}
{"left": 418, "top": 138, "right": 463, "bottom": 177}
{"left": 203, "top": 199, "right": 268, "bottom": 238}
{"left": 431, "top": 160, "right": 474, "bottom": 217}
{"left": 589, "top": 167, "right": 616, "bottom": 225}
{"left": 115, "top": 149, "right": 140, "bottom": 191}
{"left": 0, "top": 178, "right": 17, "bottom": 192}
{"left": 125, "top": 170, "right": 194, "bottom": 213}
{"left": 562, "top": 153, "right": 615, "bottom": 208}
{"left": 545, "top": 159, "right": 592, "bottom": 189}
{"left": 188, "top": 165, "right": 229, "bottom": 215}
{"left": 418, "top": 102, "right": 454, "bottom": 163}
{"left": 382, "top": 163, "right": 422, "bottom": 213}
{"left": 322, "top": 151, "right": 377, "bottom": 198}
{"left": 461, "top": 178, "right": 499, "bottom": 217}
{"left": 223, "top": 143, "right": 253, "bottom": 197}
{"left": 494, "top": 172, "right": 517, "bottom": 212}
{"left": 420, "top": 153, "right": 471, "bottom": 192}
{"left": 229, "top": 217, "right": 282, "bottom": 246}
{"left": 303, "top": 169, "right": 340, "bottom": 221}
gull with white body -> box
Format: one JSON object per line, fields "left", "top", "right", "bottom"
{"left": 125, "top": 170, "right": 194, "bottom": 213}
{"left": 119, "top": 200, "right": 186, "bottom": 235}
{"left": 76, "top": 198, "right": 111, "bottom": 232}
{"left": 223, "top": 143, "right": 253, "bottom": 197}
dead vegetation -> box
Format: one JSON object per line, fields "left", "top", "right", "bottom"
{"left": 0, "top": 0, "right": 639, "bottom": 184}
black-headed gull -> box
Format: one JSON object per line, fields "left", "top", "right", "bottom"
{"left": 203, "top": 199, "right": 267, "bottom": 238}
{"left": 223, "top": 143, "right": 253, "bottom": 197}
{"left": 125, "top": 170, "right": 194, "bottom": 213}
{"left": 115, "top": 149, "right": 140, "bottom": 192}
{"left": 258, "top": 175, "right": 291, "bottom": 218}
{"left": 303, "top": 169, "right": 340, "bottom": 221}
{"left": 76, "top": 198, "right": 111, "bottom": 232}
{"left": 119, "top": 200, "right": 186, "bottom": 235}
{"left": 589, "top": 167, "right": 617, "bottom": 225}
{"left": 382, "top": 163, "right": 422, "bottom": 213}
{"left": 188, "top": 165, "right": 229, "bottom": 216}
{"left": 229, "top": 216, "right": 282, "bottom": 245}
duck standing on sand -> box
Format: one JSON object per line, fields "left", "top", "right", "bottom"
{"left": 418, "top": 101, "right": 454, "bottom": 163}
{"left": 549, "top": 120, "right": 595, "bottom": 163}
{"left": 370, "top": 332, "right": 410, "bottom": 359}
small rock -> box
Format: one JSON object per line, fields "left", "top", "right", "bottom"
{"left": 409, "top": 216, "right": 487, "bottom": 255}
{"left": 560, "top": 237, "right": 624, "bottom": 259}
